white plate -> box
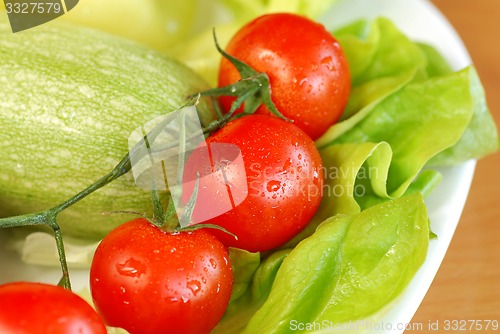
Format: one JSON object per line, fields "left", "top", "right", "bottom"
{"left": 0, "top": 0, "right": 476, "bottom": 332}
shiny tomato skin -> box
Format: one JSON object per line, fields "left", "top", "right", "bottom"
{"left": 89, "top": 218, "right": 232, "bottom": 334}
{"left": 0, "top": 282, "right": 106, "bottom": 334}
{"left": 183, "top": 115, "right": 324, "bottom": 252}
{"left": 218, "top": 13, "right": 351, "bottom": 140}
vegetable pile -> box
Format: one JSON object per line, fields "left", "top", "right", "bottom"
{"left": 0, "top": 2, "right": 498, "bottom": 334}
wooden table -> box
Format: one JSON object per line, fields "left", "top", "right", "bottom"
{"left": 408, "top": 1, "right": 500, "bottom": 332}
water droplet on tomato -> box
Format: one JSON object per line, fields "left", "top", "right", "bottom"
{"left": 283, "top": 158, "right": 292, "bottom": 172}
{"left": 209, "top": 258, "right": 218, "bottom": 269}
{"left": 313, "top": 170, "right": 320, "bottom": 184}
{"left": 299, "top": 78, "right": 313, "bottom": 93}
{"left": 116, "top": 258, "right": 146, "bottom": 278}
{"left": 321, "top": 56, "right": 334, "bottom": 71}
{"left": 298, "top": 153, "right": 302, "bottom": 160}
{"left": 267, "top": 180, "right": 281, "bottom": 192}
{"left": 181, "top": 296, "right": 190, "bottom": 303}
{"left": 187, "top": 280, "right": 201, "bottom": 296}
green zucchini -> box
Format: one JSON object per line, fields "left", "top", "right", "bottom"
{"left": 0, "top": 19, "right": 214, "bottom": 240}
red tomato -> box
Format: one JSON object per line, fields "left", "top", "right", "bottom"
{"left": 89, "top": 218, "right": 233, "bottom": 334}
{"left": 218, "top": 13, "right": 351, "bottom": 140}
{"left": 0, "top": 282, "right": 106, "bottom": 334}
{"left": 182, "top": 115, "right": 324, "bottom": 252}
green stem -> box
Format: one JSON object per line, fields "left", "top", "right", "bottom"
{"left": 55, "top": 155, "right": 132, "bottom": 213}
{"left": 53, "top": 223, "right": 71, "bottom": 290}
{"left": 0, "top": 210, "right": 73, "bottom": 289}
{"left": 0, "top": 131, "right": 137, "bottom": 289}
{"left": 0, "top": 211, "right": 48, "bottom": 229}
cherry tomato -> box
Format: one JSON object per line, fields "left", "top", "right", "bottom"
{"left": 218, "top": 13, "right": 351, "bottom": 140}
{"left": 89, "top": 218, "right": 233, "bottom": 334}
{"left": 182, "top": 115, "right": 324, "bottom": 252}
{"left": 0, "top": 282, "right": 106, "bottom": 334}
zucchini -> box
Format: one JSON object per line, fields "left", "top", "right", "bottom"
{"left": 0, "top": 18, "right": 214, "bottom": 240}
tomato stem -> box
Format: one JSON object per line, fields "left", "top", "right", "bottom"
{"left": 195, "top": 29, "right": 291, "bottom": 122}
{"left": 177, "top": 223, "right": 238, "bottom": 240}
{"left": 178, "top": 173, "right": 200, "bottom": 228}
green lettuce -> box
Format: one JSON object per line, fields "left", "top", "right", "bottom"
{"left": 316, "top": 18, "right": 428, "bottom": 145}
{"left": 215, "top": 193, "right": 429, "bottom": 333}
{"left": 317, "top": 18, "right": 498, "bottom": 164}
{"left": 333, "top": 18, "right": 427, "bottom": 88}
{"left": 214, "top": 249, "right": 290, "bottom": 333}
{"left": 244, "top": 193, "right": 429, "bottom": 333}
{"left": 428, "top": 68, "right": 499, "bottom": 165}
{"left": 329, "top": 67, "right": 474, "bottom": 194}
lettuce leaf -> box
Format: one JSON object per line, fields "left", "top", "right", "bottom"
{"left": 318, "top": 18, "right": 498, "bottom": 167}
{"left": 429, "top": 68, "right": 499, "bottom": 164}
{"left": 316, "top": 18, "right": 425, "bottom": 143}
{"left": 417, "top": 42, "right": 453, "bottom": 77}
{"left": 242, "top": 193, "right": 429, "bottom": 333}
{"left": 213, "top": 249, "right": 290, "bottom": 333}
{"left": 331, "top": 67, "right": 474, "bottom": 194}
{"left": 333, "top": 18, "right": 427, "bottom": 87}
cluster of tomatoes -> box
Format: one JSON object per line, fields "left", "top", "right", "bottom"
{"left": 0, "top": 13, "right": 350, "bottom": 334}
